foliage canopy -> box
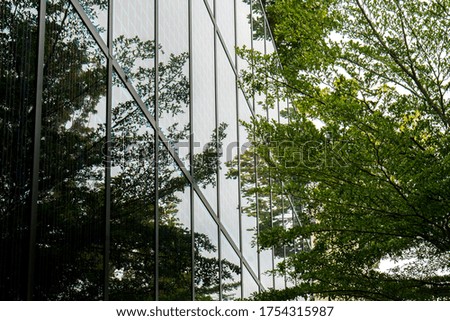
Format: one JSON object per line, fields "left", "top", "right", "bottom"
{"left": 242, "top": 0, "right": 450, "bottom": 300}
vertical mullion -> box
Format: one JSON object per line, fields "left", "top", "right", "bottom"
{"left": 154, "top": 0, "right": 160, "bottom": 301}
{"left": 233, "top": 0, "right": 244, "bottom": 300}
{"left": 103, "top": 0, "right": 113, "bottom": 301}
{"left": 188, "top": 0, "right": 195, "bottom": 301}
{"left": 28, "top": 0, "right": 46, "bottom": 301}
{"left": 264, "top": 16, "right": 275, "bottom": 290}
{"left": 249, "top": 0, "right": 262, "bottom": 291}
{"left": 282, "top": 197, "right": 287, "bottom": 289}
{"left": 213, "top": 0, "right": 223, "bottom": 302}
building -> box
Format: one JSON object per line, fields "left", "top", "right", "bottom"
{"left": 0, "top": 0, "right": 303, "bottom": 300}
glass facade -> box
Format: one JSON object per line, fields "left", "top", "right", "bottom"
{"left": 0, "top": 0, "right": 302, "bottom": 300}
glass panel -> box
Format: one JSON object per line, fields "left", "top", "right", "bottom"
{"left": 260, "top": 248, "right": 274, "bottom": 289}
{"left": 216, "top": 0, "right": 235, "bottom": 62}
{"left": 78, "top": 0, "right": 108, "bottom": 43}
{"left": 251, "top": 0, "right": 267, "bottom": 116}
{"left": 109, "top": 73, "right": 155, "bottom": 300}
{"left": 279, "top": 98, "right": 289, "bottom": 124}
{"left": 275, "top": 274, "right": 286, "bottom": 290}
{"left": 266, "top": 20, "right": 276, "bottom": 53}
{"left": 266, "top": 87, "right": 280, "bottom": 123}
{"left": 257, "top": 134, "right": 274, "bottom": 289}
{"left": 251, "top": 0, "right": 265, "bottom": 53}
{"left": 0, "top": 0, "right": 38, "bottom": 300}
{"left": 158, "top": 0, "right": 190, "bottom": 166}
{"left": 204, "top": 0, "right": 214, "bottom": 13}
{"left": 194, "top": 193, "right": 220, "bottom": 300}
{"left": 221, "top": 234, "right": 242, "bottom": 300}
{"left": 35, "top": 1, "right": 107, "bottom": 299}
{"left": 158, "top": 144, "right": 192, "bottom": 300}
{"left": 265, "top": 20, "right": 279, "bottom": 122}
{"left": 242, "top": 266, "right": 259, "bottom": 298}
{"left": 273, "top": 193, "right": 286, "bottom": 290}
{"left": 238, "top": 92, "right": 258, "bottom": 273}
{"left": 236, "top": 0, "right": 252, "bottom": 72}
{"left": 286, "top": 199, "right": 309, "bottom": 288}
{"left": 192, "top": 0, "right": 218, "bottom": 212}
{"left": 113, "top": 0, "right": 155, "bottom": 115}
{"left": 217, "top": 46, "right": 240, "bottom": 245}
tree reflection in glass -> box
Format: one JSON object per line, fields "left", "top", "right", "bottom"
{"left": 0, "top": 0, "right": 240, "bottom": 300}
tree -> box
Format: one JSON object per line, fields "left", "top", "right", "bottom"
{"left": 239, "top": 0, "right": 450, "bottom": 300}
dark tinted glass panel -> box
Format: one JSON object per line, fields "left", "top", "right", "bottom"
{"left": 109, "top": 73, "right": 155, "bottom": 300}
{"left": 0, "top": 0, "right": 38, "bottom": 300}
{"left": 221, "top": 234, "right": 241, "bottom": 300}
{"left": 159, "top": 0, "right": 190, "bottom": 166}
{"left": 113, "top": 0, "right": 155, "bottom": 115}
{"left": 34, "top": 1, "right": 107, "bottom": 300}
{"left": 158, "top": 144, "right": 192, "bottom": 300}
{"left": 194, "top": 193, "right": 220, "bottom": 300}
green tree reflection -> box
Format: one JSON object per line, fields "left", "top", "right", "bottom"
{"left": 0, "top": 0, "right": 239, "bottom": 300}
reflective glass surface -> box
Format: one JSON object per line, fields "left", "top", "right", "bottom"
{"left": 238, "top": 92, "right": 258, "bottom": 273}
{"left": 251, "top": 0, "right": 265, "bottom": 53}
{"left": 192, "top": 0, "right": 218, "bottom": 212}
{"left": 251, "top": 0, "right": 267, "bottom": 116}
{"left": 217, "top": 45, "right": 239, "bottom": 245}
{"left": 0, "top": 0, "right": 38, "bottom": 300}
{"left": 78, "top": 0, "right": 108, "bottom": 43}
{"left": 158, "top": 144, "right": 192, "bottom": 300}
{"left": 236, "top": 0, "right": 252, "bottom": 72}
{"left": 204, "top": 0, "right": 214, "bottom": 13}
{"left": 216, "top": 0, "right": 235, "bottom": 63}
{"left": 194, "top": 193, "right": 220, "bottom": 300}
{"left": 0, "top": 0, "right": 285, "bottom": 301}
{"left": 113, "top": 0, "right": 155, "bottom": 115}
{"left": 278, "top": 99, "right": 288, "bottom": 124}
{"left": 257, "top": 144, "right": 274, "bottom": 289}
{"left": 109, "top": 73, "right": 155, "bottom": 300}
{"left": 260, "top": 248, "right": 274, "bottom": 289}
{"left": 158, "top": 0, "right": 190, "bottom": 165}
{"left": 242, "top": 266, "right": 259, "bottom": 297}
{"left": 221, "top": 234, "right": 242, "bottom": 300}
{"left": 273, "top": 193, "right": 287, "bottom": 290}
{"left": 35, "top": 1, "right": 107, "bottom": 299}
